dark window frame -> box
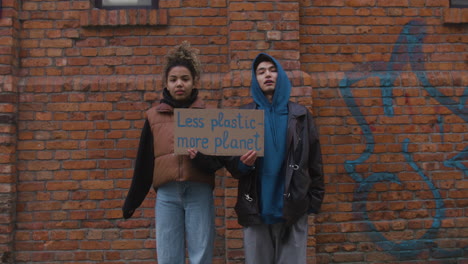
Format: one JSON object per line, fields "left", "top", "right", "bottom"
{"left": 95, "top": 0, "right": 158, "bottom": 9}
{"left": 451, "top": 0, "right": 468, "bottom": 7}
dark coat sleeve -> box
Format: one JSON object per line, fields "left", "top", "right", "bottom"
{"left": 191, "top": 152, "right": 226, "bottom": 173}
{"left": 192, "top": 152, "right": 252, "bottom": 180}
{"left": 306, "top": 111, "right": 325, "bottom": 214}
{"left": 122, "top": 119, "right": 154, "bottom": 219}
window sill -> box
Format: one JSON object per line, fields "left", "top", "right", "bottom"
{"left": 443, "top": 8, "right": 468, "bottom": 24}
{"left": 80, "top": 9, "right": 168, "bottom": 27}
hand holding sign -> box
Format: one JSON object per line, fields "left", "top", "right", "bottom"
{"left": 174, "top": 109, "right": 264, "bottom": 156}
{"left": 240, "top": 150, "right": 257, "bottom": 166}
{"left": 187, "top": 148, "right": 198, "bottom": 159}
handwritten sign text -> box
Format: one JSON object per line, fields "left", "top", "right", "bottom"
{"left": 174, "top": 109, "right": 264, "bottom": 156}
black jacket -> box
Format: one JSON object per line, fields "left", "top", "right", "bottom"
{"left": 193, "top": 101, "right": 325, "bottom": 227}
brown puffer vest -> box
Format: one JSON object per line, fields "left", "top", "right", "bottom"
{"left": 146, "top": 98, "right": 215, "bottom": 189}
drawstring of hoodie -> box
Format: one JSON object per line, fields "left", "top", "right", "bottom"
{"left": 268, "top": 107, "right": 279, "bottom": 148}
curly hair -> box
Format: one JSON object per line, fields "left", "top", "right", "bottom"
{"left": 163, "top": 41, "right": 202, "bottom": 85}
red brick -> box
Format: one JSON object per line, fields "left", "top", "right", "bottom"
{"left": 67, "top": 57, "right": 89, "bottom": 66}
{"left": 40, "top": 39, "right": 73, "bottom": 48}
{"left": 346, "top": 0, "right": 376, "bottom": 7}
{"left": 22, "top": 21, "right": 53, "bottom": 29}
{"left": 43, "top": 241, "right": 79, "bottom": 251}
{"left": 62, "top": 160, "right": 96, "bottom": 169}
{"left": 81, "top": 240, "right": 111, "bottom": 250}
{"left": 80, "top": 180, "right": 113, "bottom": 190}
{"left": 45, "top": 181, "right": 79, "bottom": 191}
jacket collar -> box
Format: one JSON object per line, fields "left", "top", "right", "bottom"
{"left": 287, "top": 102, "right": 307, "bottom": 118}
{"left": 156, "top": 97, "right": 206, "bottom": 112}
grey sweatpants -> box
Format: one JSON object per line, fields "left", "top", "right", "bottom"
{"left": 243, "top": 214, "right": 309, "bottom": 264}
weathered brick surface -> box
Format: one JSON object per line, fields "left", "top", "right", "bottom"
{"left": 0, "top": 0, "right": 19, "bottom": 263}
{"left": 0, "top": 0, "right": 466, "bottom": 263}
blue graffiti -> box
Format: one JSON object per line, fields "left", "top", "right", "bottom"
{"left": 339, "top": 20, "right": 467, "bottom": 259}
{"left": 444, "top": 149, "right": 468, "bottom": 177}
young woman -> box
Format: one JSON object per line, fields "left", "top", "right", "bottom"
{"left": 122, "top": 41, "right": 215, "bottom": 264}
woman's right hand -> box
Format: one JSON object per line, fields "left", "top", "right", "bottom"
{"left": 240, "top": 150, "right": 257, "bottom": 166}
{"left": 187, "top": 148, "right": 198, "bottom": 159}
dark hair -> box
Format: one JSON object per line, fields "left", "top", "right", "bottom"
{"left": 163, "top": 41, "right": 201, "bottom": 84}
{"left": 253, "top": 54, "right": 275, "bottom": 71}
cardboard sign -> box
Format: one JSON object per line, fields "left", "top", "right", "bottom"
{"left": 174, "top": 109, "right": 264, "bottom": 156}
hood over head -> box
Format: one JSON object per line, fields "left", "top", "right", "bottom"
{"left": 251, "top": 53, "right": 291, "bottom": 112}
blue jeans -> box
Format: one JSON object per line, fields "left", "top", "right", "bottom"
{"left": 155, "top": 181, "right": 215, "bottom": 264}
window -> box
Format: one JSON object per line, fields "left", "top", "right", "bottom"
{"left": 451, "top": 0, "right": 468, "bottom": 7}
{"left": 95, "top": 0, "right": 158, "bottom": 9}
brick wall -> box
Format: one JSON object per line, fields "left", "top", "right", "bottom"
{"left": 0, "top": 0, "right": 467, "bottom": 263}
{"left": 0, "top": 0, "right": 19, "bottom": 263}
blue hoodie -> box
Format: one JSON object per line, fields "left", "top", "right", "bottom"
{"left": 251, "top": 53, "right": 291, "bottom": 224}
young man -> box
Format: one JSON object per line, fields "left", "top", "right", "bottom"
{"left": 232, "top": 53, "right": 325, "bottom": 264}
{"left": 191, "top": 53, "right": 325, "bottom": 263}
